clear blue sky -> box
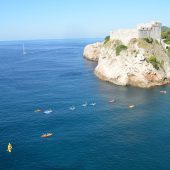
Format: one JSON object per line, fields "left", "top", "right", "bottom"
{"left": 0, "top": 0, "right": 169, "bottom": 40}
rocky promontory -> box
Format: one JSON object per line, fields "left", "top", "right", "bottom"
{"left": 83, "top": 22, "right": 170, "bottom": 88}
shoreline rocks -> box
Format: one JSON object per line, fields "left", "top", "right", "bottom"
{"left": 83, "top": 42, "right": 102, "bottom": 61}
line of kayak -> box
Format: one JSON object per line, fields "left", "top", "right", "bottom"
{"left": 69, "top": 100, "right": 116, "bottom": 111}
{"left": 69, "top": 102, "right": 97, "bottom": 111}
{"left": 33, "top": 99, "right": 139, "bottom": 113}
{"left": 34, "top": 90, "right": 167, "bottom": 113}
{"left": 34, "top": 102, "right": 99, "bottom": 113}
{"left": 6, "top": 90, "right": 168, "bottom": 154}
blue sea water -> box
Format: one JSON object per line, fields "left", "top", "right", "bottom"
{"left": 0, "top": 39, "right": 170, "bottom": 170}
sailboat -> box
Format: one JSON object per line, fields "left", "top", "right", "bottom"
{"left": 22, "top": 43, "right": 26, "bottom": 55}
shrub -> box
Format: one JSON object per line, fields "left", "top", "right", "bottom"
{"left": 137, "top": 39, "right": 149, "bottom": 49}
{"left": 143, "top": 38, "right": 153, "bottom": 43}
{"left": 116, "top": 45, "right": 127, "bottom": 56}
{"left": 148, "top": 55, "right": 157, "bottom": 62}
{"left": 147, "top": 55, "right": 159, "bottom": 70}
{"left": 164, "top": 40, "right": 170, "bottom": 45}
{"left": 161, "top": 27, "right": 170, "bottom": 43}
{"left": 104, "top": 36, "right": 110, "bottom": 44}
{"left": 161, "top": 32, "right": 169, "bottom": 39}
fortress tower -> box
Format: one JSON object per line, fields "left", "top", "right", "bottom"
{"left": 137, "top": 21, "right": 162, "bottom": 41}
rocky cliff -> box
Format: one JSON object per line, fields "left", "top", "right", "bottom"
{"left": 83, "top": 37, "right": 170, "bottom": 88}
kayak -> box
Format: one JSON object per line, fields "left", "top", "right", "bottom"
{"left": 34, "top": 109, "right": 41, "bottom": 112}
{"left": 69, "top": 106, "right": 75, "bottom": 111}
{"left": 82, "top": 103, "right": 87, "bottom": 107}
{"left": 44, "top": 109, "right": 53, "bottom": 114}
{"left": 7, "top": 143, "right": 12, "bottom": 153}
{"left": 109, "top": 99, "right": 115, "bottom": 103}
{"left": 129, "top": 105, "right": 135, "bottom": 108}
{"left": 160, "top": 91, "right": 167, "bottom": 94}
{"left": 90, "top": 103, "right": 96, "bottom": 106}
{"left": 41, "top": 133, "right": 53, "bottom": 138}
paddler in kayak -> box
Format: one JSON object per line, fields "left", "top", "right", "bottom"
{"left": 7, "top": 143, "right": 13, "bottom": 153}
{"left": 41, "top": 133, "right": 53, "bottom": 138}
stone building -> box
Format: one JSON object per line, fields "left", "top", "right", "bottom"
{"left": 137, "top": 21, "right": 162, "bottom": 40}
{"left": 110, "top": 21, "right": 162, "bottom": 45}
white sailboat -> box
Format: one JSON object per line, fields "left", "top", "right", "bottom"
{"left": 22, "top": 43, "right": 26, "bottom": 55}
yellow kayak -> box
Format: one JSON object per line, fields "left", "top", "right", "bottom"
{"left": 34, "top": 109, "right": 42, "bottom": 112}
{"left": 7, "top": 143, "right": 13, "bottom": 153}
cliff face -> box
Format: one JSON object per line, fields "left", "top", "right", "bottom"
{"left": 83, "top": 38, "right": 170, "bottom": 88}
{"left": 83, "top": 42, "right": 102, "bottom": 61}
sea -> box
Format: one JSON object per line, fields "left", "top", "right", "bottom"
{"left": 0, "top": 39, "right": 170, "bottom": 170}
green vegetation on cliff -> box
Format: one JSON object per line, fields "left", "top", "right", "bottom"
{"left": 161, "top": 26, "right": 170, "bottom": 43}
{"left": 143, "top": 38, "right": 153, "bottom": 44}
{"left": 147, "top": 55, "right": 160, "bottom": 70}
{"left": 104, "top": 36, "right": 110, "bottom": 44}
{"left": 164, "top": 40, "right": 170, "bottom": 45}
{"left": 116, "top": 45, "right": 127, "bottom": 56}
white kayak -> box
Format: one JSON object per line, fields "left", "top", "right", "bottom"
{"left": 44, "top": 109, "right": 53, "bottom": 114}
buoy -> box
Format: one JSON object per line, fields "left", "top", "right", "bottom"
{"left": 7, "top": 143, "right": 13, "bottom": 153}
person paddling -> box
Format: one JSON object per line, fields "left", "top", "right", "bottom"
{"left": 7, "top": 143, "right": 13, "bottom": 153}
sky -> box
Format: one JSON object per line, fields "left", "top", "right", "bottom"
{"left": 0, "top": 0, "right": 169, "bottom": 41}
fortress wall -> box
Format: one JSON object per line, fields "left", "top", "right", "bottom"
{"left": 110, "top": 29, "right": 138, "bottom": 45}
{"left": 138, "top": 30, "right": 150, "bottom": 39}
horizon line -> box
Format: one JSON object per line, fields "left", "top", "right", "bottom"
{"left": 0, "top": 37, "right": 104, "bottom": 43}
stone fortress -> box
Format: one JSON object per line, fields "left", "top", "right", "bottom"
{"left": 83, "top": 21, "right": 170, "bottom": 88}
{"left": 110, "top": 21, "right": 162, "bottom": 45}
{"left": 138, "top": 21, "right": 161, "bottom": 40}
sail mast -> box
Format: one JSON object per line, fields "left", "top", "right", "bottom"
{"left": 23, "top": 43, "right": 26, "bottom": 55}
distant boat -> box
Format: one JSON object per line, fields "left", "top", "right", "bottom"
{"left": 43, "top": 109, "right": 53, "bottom": 114}
{"left": 109, "top": 99, "right": 116, "bottom": 103}
{"left": 160, "top": 90, "right": 167, "bottom": 94}
{"left": 129, "top": 105, "right": 135, "bottom": 109}
{"left": 22, "top": 43, "right": 26, "bottom": 55}
{"left": 90, "top": 103, "right": 96, "bottom": 106}
{"left": 82, "top": 102, "right": 88, "bottom": 107}
{"left": 41, "top": 133, "right": 53, "bottom": 138}
{"left": 69, "top": 106, "right": 76, "bottom": 111}
{"left": 34, "top": 109, "right": 42, "bottom": 112}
